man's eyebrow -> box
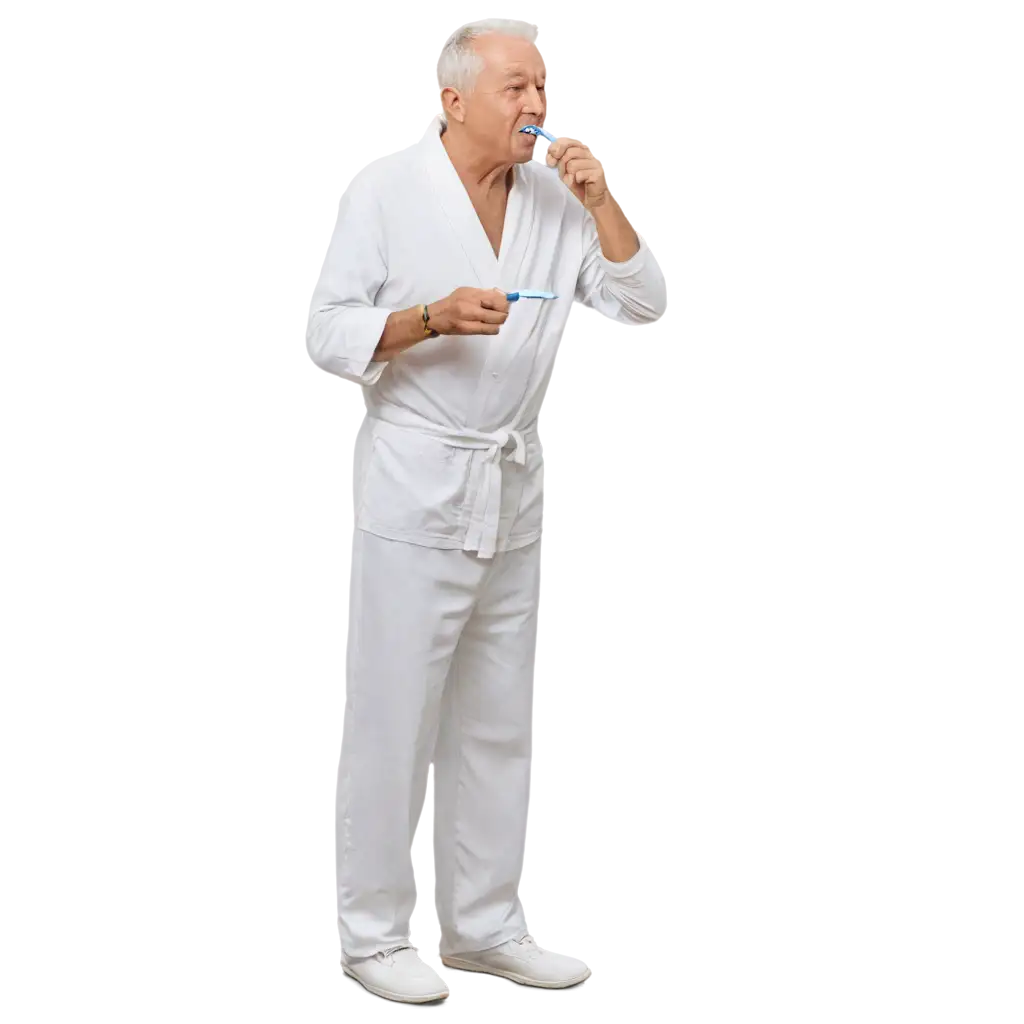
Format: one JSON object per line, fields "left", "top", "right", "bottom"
{"left": 502, "top": 68, "right": 546, "bottom": 80}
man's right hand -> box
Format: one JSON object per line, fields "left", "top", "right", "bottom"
{"left": 426, "top": 288, "right": 510, "bottom": 336}
{"left": 372, "top": 289, "right": 511, "bottom": 364}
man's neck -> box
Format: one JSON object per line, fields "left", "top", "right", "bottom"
{"left": 441, "top": 125, "right": 513, "bottom": 198}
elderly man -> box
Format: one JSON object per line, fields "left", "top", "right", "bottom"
{"left": 306, "top": 17, "right": 666, "bottom": 1005}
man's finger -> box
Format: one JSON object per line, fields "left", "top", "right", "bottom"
{"left": 462, "top": 321, "right": 501, "bottom": 336}
{"left": 547, "top": 137, "right": 586, "bottom": 163}
{"left": 564, "top": 156, "right": 598, "bottom": 175}
{"left": 478, "top": 289, "right": 510, "bottom": 312}
{"left": 559, "top": 147, "right": 590, "bottom": 164}
{"left": 468, "top": 305, "right": 509, "bottom": 324}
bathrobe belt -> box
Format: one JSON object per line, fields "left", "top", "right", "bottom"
{"left": 367, "top": 414, "right": 531, "bottom": 560}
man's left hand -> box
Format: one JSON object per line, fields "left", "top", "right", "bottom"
{"left": 546, "top": 138, "right": 608, "bottom": 210}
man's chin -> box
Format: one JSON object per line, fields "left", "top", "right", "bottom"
{"left": 511, "top": 134, "right": 537, "bottom": 159}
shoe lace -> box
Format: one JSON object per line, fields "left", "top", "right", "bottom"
{"left": 514, "top": 934, "right": 540, "bottom": 958}
{"left": 375, "top": 943, "right": 417, "bottom": 964}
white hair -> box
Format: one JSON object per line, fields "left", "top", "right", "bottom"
{"left": 436, "top": 18, "right": 539, "bottom": 124}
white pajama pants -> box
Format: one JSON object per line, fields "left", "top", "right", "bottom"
{"left": 336, "top": 527, "right": 543, "bottom": 960}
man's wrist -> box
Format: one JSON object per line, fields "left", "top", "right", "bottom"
{"left": 421, "top": 303, "right": 439, "bottom": 338}
{"left": 374, "top": 306, "right": 429, "bottom": 362}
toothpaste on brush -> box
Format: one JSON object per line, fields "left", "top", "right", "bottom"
{"left": 520, "top": 124, "right": 561, "bottom": 145}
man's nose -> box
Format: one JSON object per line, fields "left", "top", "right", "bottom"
{"left": 522, "top": 84, "right": 545, "bottom": 112}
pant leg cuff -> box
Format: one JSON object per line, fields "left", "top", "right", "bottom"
{"left": 440, "top": 925, "right": 528, "bottom": 959}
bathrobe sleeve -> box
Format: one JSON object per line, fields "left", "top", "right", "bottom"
{"left": 306, "top": 171, "right": 397, "bottom": 386}
{"left": 574, "top": 207, "right": 668, "bottom": 324}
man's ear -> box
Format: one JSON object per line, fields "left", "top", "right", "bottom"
{"left": 441, "top": 87, "right": 465, "bottom": 125}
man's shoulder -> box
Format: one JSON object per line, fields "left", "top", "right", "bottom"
{"left": 343, "top": 142, "right": 420, "bottom": 200}
{"left": 337, "top": 118, "right": 430, "bottom": 199}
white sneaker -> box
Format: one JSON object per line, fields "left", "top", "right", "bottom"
{"left": 342, "top": 943, "right": 449, "bottom": 1003}
{"left": 441, "top": 933, "right": 591, "bottom": 988}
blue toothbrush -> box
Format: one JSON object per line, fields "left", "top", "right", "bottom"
{"left": 506, "top": 290, "right": 557, "bottom": 301}
{"left": 519, "top": 124, "right": 557, "bottom": 144}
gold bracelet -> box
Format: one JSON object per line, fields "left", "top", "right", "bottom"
{"left": 420, "top": 303, "right": 438, "bottom": 338}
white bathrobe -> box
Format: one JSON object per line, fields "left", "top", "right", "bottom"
{"left": 306, "top": 114, "right": 667, "bottom": 962}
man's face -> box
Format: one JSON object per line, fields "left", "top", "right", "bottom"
{"left": 458, "top": 34, "right": 547, "bottom": 164}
